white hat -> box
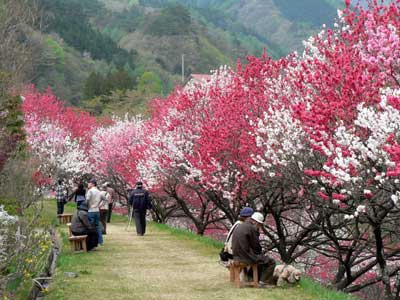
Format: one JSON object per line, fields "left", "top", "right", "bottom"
{"left": 251, "top": 212, "right": 264, "bottom": 224}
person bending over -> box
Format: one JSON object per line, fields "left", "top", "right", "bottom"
{"left": 71, "top": 202, "right": 98, "bottom": 251}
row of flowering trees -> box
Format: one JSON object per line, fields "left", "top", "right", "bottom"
{"left": 22, "top": 1, "right": 400, "bottom": 298}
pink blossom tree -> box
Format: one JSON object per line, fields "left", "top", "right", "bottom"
{"left": 287, "top": 1, "right": 400, "bottom": 297}
{"left": 22, "top": 87, "right": 99, "bottom": 183}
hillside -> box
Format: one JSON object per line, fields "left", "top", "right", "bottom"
{"left": 31, "top": 0, "right": 273, "bottom": 109}
{"left": 28, "top": 0, "right": 349, "bottom": 112}
{"left": 169, "top": 0, "right": 342, "bottom": 54}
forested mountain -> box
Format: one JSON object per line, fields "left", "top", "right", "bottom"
{"left": 26, "top": 0, "right": 351, "bottom": 113}
{"left": 156, "top": 0, "right": 341, "bottom": 54}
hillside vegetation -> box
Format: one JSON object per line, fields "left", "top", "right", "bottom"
{"left": 29, "top": 0, "right": 345, "bottom": 113}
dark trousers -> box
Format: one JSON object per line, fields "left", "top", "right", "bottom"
{"left": 107, "top": 203, "right": 113, "bottom": 223}
{"left": 100, "top": 209, "right": 108, "bottom": 234}
{"left": 57, "top": 201, "right": 65, "bottom": 215}
{"left": 72, "top": 230, "right": 98, "bottom": 251}
{"left": 134, "top": 209, "right": 146, "bottom": 235}
{"left": 247, "top": 257, "right": 276, "bottom": 284}
{"left": 258, "top": 259, "right": 276, "bottom": 283}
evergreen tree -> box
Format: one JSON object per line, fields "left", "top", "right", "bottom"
{"left": 83, "top": 72, "right": 105, "bottom": 99}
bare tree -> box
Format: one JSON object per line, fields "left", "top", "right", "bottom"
{"left": 0, "top": 0, "right": 41, "bottom": 84}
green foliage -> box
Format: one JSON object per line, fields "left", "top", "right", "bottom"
{"left": 197, "top": 36, "right": 230, "bottom": 69}
{"left": 0, "top": 72, "right": 25, "bottom": 171}
{"left": 0, "top": 197, "right": 18, "bottom": 215}
{"left": 38, "top": 0, "right": 135, "bottom": 68}
{"left": 83, "top": 69, "right": 136, "bottom": 100}
{"left": 0, "top": 73, "right": 24, "bottom": 136}
{"left": 190, "top": 6, "right": 284, "bottom": 58}
{"left": 84, "top": 72, "right": 106, "bottom": 100}
{"left": 45, "top": 37, "right": 65, "bottom": 65}
{"left": 29, "top": 0, "right": 339, "bottom": 108}
{"left": 137, "top": 71, "right": 162, "bottom": 94}
{"left": 82, "top": 87, "right": 158, "bottom": 117}
{"left": 81, "top": 96, "right": 104, "bottom": 116}
{"left": 104, "top": 6, "right": 144, "bottom": 33}
{"left": 103, "top": 26, "right": 127, "bottom": 42}
{"left": 271, "top": 0, "right": 337, "bottom": 27}
{"left": 0, "top": 159, "right": 51, "bottom": 299}
{"left": 145, "top": 5, "right": 193, "bottom": 36}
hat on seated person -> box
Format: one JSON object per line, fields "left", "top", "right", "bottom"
{"left": 251, "top": 212, "right": 264, "bottom": 224}
{"left": 78, "top": 202, "right": 89, "bottom": 211}
{"left": 239, "top": 207, "right": 254, "bottom": 217}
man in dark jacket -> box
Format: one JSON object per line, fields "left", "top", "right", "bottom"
{"left": 128, "top": 181, "right": 152, "bottom": 236}
{"left": 71, "top": 202, "right": 98, "bottom": 251}
{"left": 232, "top": 212, "right": 276, "bottom": 286}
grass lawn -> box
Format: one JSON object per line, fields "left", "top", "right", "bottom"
{"left": 41, "top": 200, "right": 355, "bottom": 300}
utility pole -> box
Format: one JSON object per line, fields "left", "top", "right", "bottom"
{"left": 182, "top": 54, "right": 185, "bottom": 84}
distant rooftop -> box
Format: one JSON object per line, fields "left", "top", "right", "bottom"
{"left": 189, "top": 74, "right": 212, "bottom": 82}
{"left": 184, "top": 74, "right": 212, "bottom": 90}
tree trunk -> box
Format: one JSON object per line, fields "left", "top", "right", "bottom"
{"left": 374, "top": 225, "right": 393, "bottom": 300}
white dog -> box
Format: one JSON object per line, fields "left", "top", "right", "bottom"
{"left": 273, "top": 264, "right": 301, "bottom": 287}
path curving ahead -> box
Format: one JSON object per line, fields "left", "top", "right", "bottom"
{"left": 47, "top": 219, "right": 318, "bottom": 300}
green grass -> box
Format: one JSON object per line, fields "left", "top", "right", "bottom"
{"left": 151, "top": 222, "right": 356, "bottom": 300}
{"left": 151, "top": 222, "right": 224, "bottom": 249}
{"left": 39, "top": 200, "right": 356, "bottom": 300}
{"left": 300, "top": 278, "right": 356, "bottom": 300}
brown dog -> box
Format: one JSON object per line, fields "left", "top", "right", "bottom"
{"left": 273, "top": 264, "right": 301, "bottom": 287}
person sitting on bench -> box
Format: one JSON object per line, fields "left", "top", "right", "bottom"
{"left": 71, "top": 202, "right": 98, "bottom": 251}
{"left": 232, "top": 212, "right": 276, "bottom": 287}
{"left": 221, "top": 207, "right": 254, "bottom": 264}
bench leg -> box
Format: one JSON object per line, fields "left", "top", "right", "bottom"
{"left": 234, "top": 266, "right": 241, "bottom": 288}
{"left": 230, "top": 265, "right": 235, "bottom": 282}
{"left": 252, "top": 265, "right": 258, "bottom": 288}
{"left": 82, "top": 238, "right": 87, "bottom": 252}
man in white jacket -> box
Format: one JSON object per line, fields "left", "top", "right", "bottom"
{"left": 86, "top": 178, "right": 107, "bottom": 245}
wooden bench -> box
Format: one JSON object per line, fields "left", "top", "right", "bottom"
{"left": 57, "top": 213, "right": 73, "bottom": 224}
{"left": 67, "top": 223, "right": 88, "bottom": 253}
{"left": 230, "top": 261, "right": 258, "bottom": 288}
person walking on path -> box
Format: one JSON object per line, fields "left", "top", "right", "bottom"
{"left": 232, "top": 212, "right": 276, "bottom": 287}
{"left": 55, "top": 179, "right": 67, "bottom": 215}
{"left": 128, "top": 181, "right": 152, "bottom": 236}
{"left": 99, "top": 183, "right": 110, "bottom": 234}
{"left": 69, "top": 182, "right": 86, "bottom": 208}
{"left": 86, "top": 178, "right": 107, "bottom": 245}
{"left": 71, "top": 201, "right": 98, "bottom": 251}
{"left": 105, "top": 183, "right": 115, "bottom": 223}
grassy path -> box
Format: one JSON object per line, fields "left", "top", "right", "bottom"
{"left": 43, "top": 202, "right": 352, "bottom": 300}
